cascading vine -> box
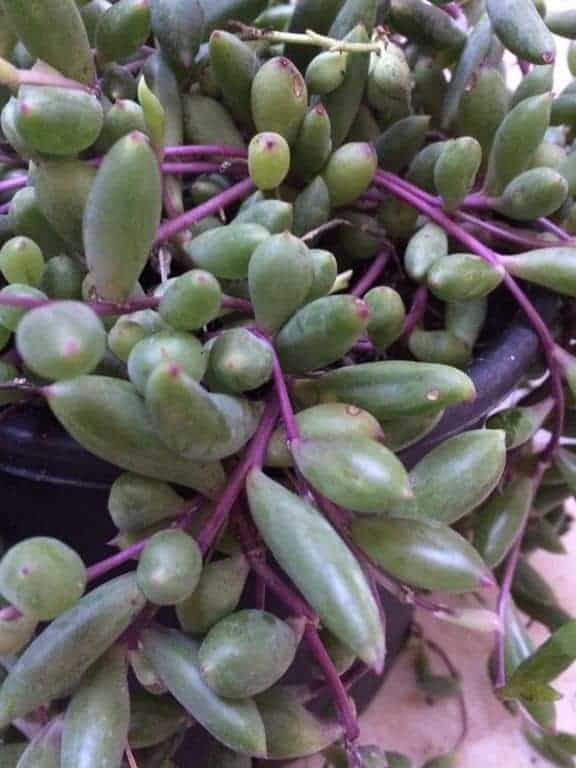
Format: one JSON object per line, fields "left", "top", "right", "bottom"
{"left": 0, "top": 0, "right": 575, "bottom": 766}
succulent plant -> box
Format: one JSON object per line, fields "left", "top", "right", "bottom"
{"left": 0, "top": 0, "right": 574, "bottom": 766}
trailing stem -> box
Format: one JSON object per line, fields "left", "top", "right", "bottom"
{"left": 154, "top": 178, "right": 255, "bottom": 245}
{"left": 195, "top": 398, "right": 279, "bottom": 554}
{"left": 350, "top": 248, "right": 391, "bottom": 298}
{"left": 374, "top": 170, "right": 565, "bottom": 461}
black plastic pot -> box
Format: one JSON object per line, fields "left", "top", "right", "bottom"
{"left": 0, "top": 292, "right": 557, "bottom": 765}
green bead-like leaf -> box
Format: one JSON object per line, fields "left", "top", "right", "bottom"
{"left": 128, "top": 689, "right": 187, "bottom": 749}
{"left": 248, "top": 132, "right": 291, "bottom": 192}
{"left": 247, "top": 470, "right": 385, "bottom": 670}
{"left": 61, "top": 646, "right": 130, "bottom": 768}
{"left": 294, "top": 180, "right": 332, "bottom": 239}
{"left": 141, "top": 627, "right": 267, "bottom": 757}
{"left": 352, "top": 517, "right": 491, "bottom": 592}
{"left": 251, "top": 56, "right": 308, "bottom": 145}
{"left": 152, "top": 0, "right": 204, "bottom": 74}
{"left": 486, "top": 0, "right": 556, "bottom": 64}
{"left": 1, "top": 0, "right": 95, "bottom": 83}
{"left": 84, "top": 131, "right": 162, "bottom": 301}
{"left": 387, "top": 0, "right": 466, "bottom": 58}
{"left": 474, "top": 476, "right": 533, "bottom": 568}
{"left": 403, "top": 430, "right": 507, "bottom": 524}
{"left": 427, "top": 252, "right": 504, "bottom": 302}
{"left": 375, "top": 115, "right": 430, "bottom": 173}
{"left": 158, "top": 271, "right": 222, "bottom": 331}
{"left": 434, "top": 137, "right": 482, "bottom": 211}
{"left": 16, "top": 301, "right": 106, "bottom": 381}
{"left": 365, "top": 286, "right": 406, "bottom": 350}
{"left": 323, "top": 142, "right": 377, "bottom": 207}
{"left": 0, "top": 574, "right": 145, "bottom": 727}
{"left": 209, "top": 30, "right": 259, "bottom": 126}
{"left": 293, "top": 105, "right": 333, "bottom": 179}
{"left": 405, "top": 222, "right": 448, "bottom": 283}
{"left": 322, "top": 25, "right": 371, "bottom": 148}
{"left": 293, "top": 360, "right": 475, "bottom": 421}
{"left": 276, "top": 295, "right": 370, "bottom": 373}
{"left": 206, "top": 329, "right": 273, "bottom": 394}
{"left": 496, "top": 167, "right": 569, "bottom": 221}
{"left": 487, "top": 399, "right": 554, "bottom": 450}
{"left": 0, "top": 236, "right": 44, "bottom": 287}
{"left": 503, "top": 248, "right": 576, "bottom": 298}
{"left": 137, "top": 529, "right": 202, "bottom": 606}
{"left": 127, "top": 330, "right": 205, "bottom": 395}
{"left": 145, "top": 363, "right": 261, "bottom": 461}
{"left": 176, "top": 554, "right": 250, "bottom": 635}
{"left": 46, "top": 375, "right": 225, "bottom": 495}
{"left": 248, "top": 232, "right": 313, "bottom": 334}
{"left": 95, "top": 0, "right": 151, "bottom": 63}
{"left": 293, "top": 436, "right": 412, "bottom": 515}
{"left": 199, "top": 610, "right": 299, "bottom": 699}
{"left": 484, "top": 93, "right": 552, "bottom": 196}
{"left": 265, "top": 402, "right": 383, "bottom": 468}
{"left": 442, "top": 13, "right": 492, "bottom": 130}
{"left": 16, "top": 85, "right": 103, "bottom": 157}
{"left": 108, "top": 472, "right": 183, "bottom": 531}
{"left": 0, "top": 537, "right": 86, "bottom": 621}
{"left": 33, "top": 159, "right": 96, "bottom": 253}
{"left": 255, "top": 685, "right": 342, "bottom": 760}
{"left": 408, "top": 329, "right": 470, "bottom": 368}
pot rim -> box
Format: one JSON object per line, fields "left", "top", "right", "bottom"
{"left": 0, "top": 293, "right": 558, "bottom": 487}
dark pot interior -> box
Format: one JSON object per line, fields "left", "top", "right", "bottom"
{"left": 0, "top": 291, "right": 557, "bottom": 765}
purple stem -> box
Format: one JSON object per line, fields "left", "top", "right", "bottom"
{"left": 161, "top": 161, "right": 222, "bottom": 175}
{"left": 458, "top": 211, "right": 559, "bottom": 250}
{"left": 402, "top": 284, "right": 429, "bottom": 339}
{"left": 378, "top": 173, "right": 573, "bottom": 247}
{"left": 374, "top": 171, "right": 565, "bottom": 459}
{"left": 0, "top": 175, "right": 26, "bottom": 194}
{"left": 0, "top": 203, "right": 10, "bottom": 215}
{"left": 236, "top": 515, "right": 316, "bottom": 621}
{"left": 517, "top": 58, "right": 531, "bottom": 75}
{"left": 442, "top": 2, "right": 463, "bottom": 20}
{"left": 164, "top": 144, "right": 248, "bottom": 159}
{"left": 495, "top": 530, "right": 525, "bottom": 689}
{"left": 271, "top": 347, "right": 300, "bottom": 444}
{"left": 236, "top": 509, "right": 360, "bottom": 745}
{"left": 0, "top": 293, "right": 252, "bottom": 317}
{"left": 154, "top": 178, "right": 255, "bottom": 245}
{"left": 86, "top": 498, "right": 202, "bottom": 582}
{"left": 360, "top": 188, "right": 384, "bottom": 204}
{"left": 250, "top": 328, "right": 301, "bottom": 444}
{"left": 305, "top": 625, "right": 360, "bottom": 743}
{"left": 537, "top": 217, "right": 573, "bottom": 243}
{"left": 123, "top": 58, "right": 148, "bottom": 73}
{"left": 86, "top": 540, "right": 147, "bottom": 583}
{"left": 195, "top": 399, "right": 279, "bottom": 554}
{"left": 350, "top": 249, "right": 390, "bottom": 298}
{"left": 18, "top": 69, "right": 92, "bottom": 92}
{"left": 0, "top": 152, "right": 19, "bottom": 165}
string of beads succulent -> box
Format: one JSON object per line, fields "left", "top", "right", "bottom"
{"left": 0, "top": 0, "right": 576, "bottom": 766}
